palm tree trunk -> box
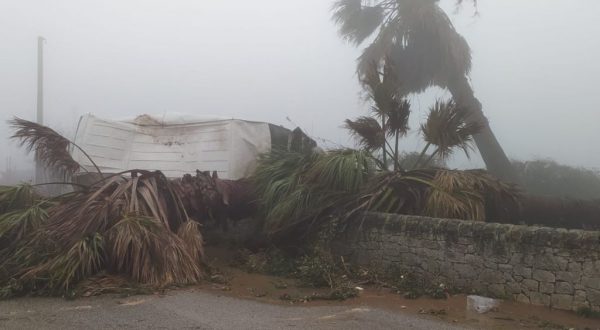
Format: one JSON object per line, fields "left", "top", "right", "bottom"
{"left": 394, "top": 131, "right": 399, "bottom": 171}
{"left": 447, "top": 75, "right": 518, "bottom": 183}
{"left": 381, "top": 117, "right": 387, "bottom": 169}
{"left": 414, "top": 142, "right": 431, "bottom": 170}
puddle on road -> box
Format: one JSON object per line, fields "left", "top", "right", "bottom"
{"left": 199, "top": 248, "right": 600, "bottom": 330}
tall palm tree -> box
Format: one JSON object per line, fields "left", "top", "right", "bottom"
{"left": 332, "top": 0, "right": 517, "bottom": 182}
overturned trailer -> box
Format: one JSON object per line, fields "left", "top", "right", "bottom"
{"left": 71, "top": 113, "right": 314, "bottom": 181}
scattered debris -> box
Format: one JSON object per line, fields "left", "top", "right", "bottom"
{"left": 466, "top": 295, "right": 500, "bottom": 314}
{"left": 418, "top": 308, "right": 447, "bottom": 316}
{"left": 118, "top": 299, "right": 147, "bottom": 306}
{"left": 60, "top": 306, "right": 93, "bottom": 311}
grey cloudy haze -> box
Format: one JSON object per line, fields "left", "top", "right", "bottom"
{"left": 1, "top": 0, "right": 599, "bottom": 173}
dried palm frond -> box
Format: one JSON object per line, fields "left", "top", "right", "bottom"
{"left": 424, "top": 169, "right": 519, "bottom": 221}
{"left": 45, "top": 170, "right": 188, "bottom": 245}
{"left": 76, "top": 274, "right": 152, "bottom": 297}
{"left": 344, "top": 117, "right": 385, "bottom": 151}
{"left": 9, "top": 117, "right": 101, "bottom": 177}
{"left": 0, "top": 170, "right": 206, "bottom": 297}
{"left": 177, "top": 221, "right": 205, "bottom": 263}
{"left": 421, "top": 99, "right": 481, "bottom": 160}
{"left": 107, "top": 216, "right": 202, "bottom": 286}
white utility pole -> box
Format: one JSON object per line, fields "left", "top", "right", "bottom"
{"left": 37, "top": 36, "right": 44, "bottom": 124}
{"left": 35, "top": 36, "right": 45, "bottom": 183}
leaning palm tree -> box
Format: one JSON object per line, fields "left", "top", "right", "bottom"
{"left": 332, "top": 0, "right": 517, "bottom": 182}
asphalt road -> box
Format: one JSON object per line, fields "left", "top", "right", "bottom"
{"left": 0, "top": 289, "right": 466, "bottom": 329}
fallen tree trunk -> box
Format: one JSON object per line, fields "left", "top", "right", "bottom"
{"left": 170, "top": 170, "right": 258, "bottom": 229}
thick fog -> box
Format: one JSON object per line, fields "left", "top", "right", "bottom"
{"left": 1, "top": 0, "right": 599, "bottom": 179}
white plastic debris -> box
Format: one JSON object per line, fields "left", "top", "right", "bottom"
{"left": 466, "top": 295, "right": 499, "bottom": 314}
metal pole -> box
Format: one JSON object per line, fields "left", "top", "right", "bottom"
{"left": 35, "top": 36, "right": 45, "bottom": 183}
{"left": 37, "top": 36, "right": 44, "bottom": 124}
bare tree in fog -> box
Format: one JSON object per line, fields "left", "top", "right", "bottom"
{"left": 332, "top": 0, "right": 516, "bottom": 182}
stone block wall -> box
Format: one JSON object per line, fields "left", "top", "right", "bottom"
{"left": 332, "top": 212, "right": 600, "bottom": 311}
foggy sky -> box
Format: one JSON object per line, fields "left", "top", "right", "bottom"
{"left": 1, "top": 0, "right": 599, "bottom": 174}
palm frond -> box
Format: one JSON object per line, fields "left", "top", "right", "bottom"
{"left": 361, "top": 170, "right": 432, "bottom": 215}
{"left": 421, "top": 99, "right": 481, "bottom": 160}
{"left": 75, "top": 274, "right": 152, "bottom": 297}
{"left": 362, "top": 61, "right": 395, "bottom": 117}
{"left": 0, "top": 184, "right": 40, "bottom": 213}
{"left": 14, "top": 233, "right": 105, "bottom": 293}
{"left": 45, "top": 170, "right": 189, "bottom": 245}
{"left": 0, "top": 204, "right": 48, "bottom": 248}
{"left": 334, "top": 1, "right": 472, "bottom": 96}
{"left": 344, "top": 117, "right": 385, "bottom": 151}
{"left": 332, "top": 0, "right": 385, "bottom": 45}
{"left": 177, "top": 221, "right": 205, "bottom": 263}
{"left": 253, "top": 149, "right": 375, "bottom": 237}
{"left": 253, "top": 150, "right": 318, "bottom": 215}
{"left": 0, "top": 170, "right": 211, "bottom": 297}
{"left": 9, "top": 117, "right": 102, "bottom": 177}
{"left": 9, "top": 118, "right": 82, "bottom": 178}
{"left": 386, "top": 98, "right": 411, "bottom": 137}
{"left": 107, "top": 216, "right": 202, "bottom": 286}
{"left": 360, "top": 61, "right": 410, "bottom": 141}
{"left": 424, "top": 169, "right": 519, "bottom": 221}
{"left": 306, "top": 149, "right": 374, "bottom": 192}
{"left": 47, "top": 233, "right": 105, "bottom": 291}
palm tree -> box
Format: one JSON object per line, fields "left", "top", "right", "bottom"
{"left": 332, "top": 0, "right": 517, "bottom": 182}
{"left": 419, "top": 99, "right": 480, "bottom": 167}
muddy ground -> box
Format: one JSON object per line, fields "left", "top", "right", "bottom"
{"left": 197, "top": 247, "right": 599, "bottom": 330}
{"left": 0, "top": 247, "right": 598, "bottom": 330}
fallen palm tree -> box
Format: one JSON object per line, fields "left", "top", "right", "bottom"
{"left": 252, "top": 149, "right": 519, "bottom": 241}
{"left": 0, "top": 170, "right": 205, "bottom": 298}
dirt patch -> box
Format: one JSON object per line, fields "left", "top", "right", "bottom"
{"left": 201, "top": 247, "right": 600, "bottom": 330}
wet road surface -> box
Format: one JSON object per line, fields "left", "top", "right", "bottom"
{"left": 0, "top": 289, "right": 466, "bottom": 329}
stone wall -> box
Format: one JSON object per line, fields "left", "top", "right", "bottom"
{"left": 332, "top": 212, "right": 600, "bottom": 311}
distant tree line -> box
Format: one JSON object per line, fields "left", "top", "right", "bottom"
{"left": 512, "top": 159, "right": 600, "bottom": 200}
